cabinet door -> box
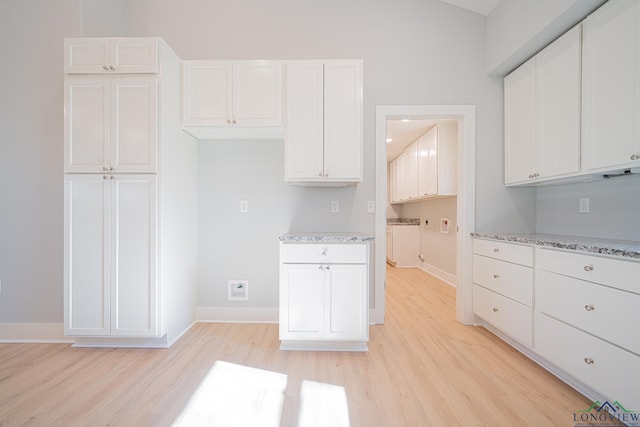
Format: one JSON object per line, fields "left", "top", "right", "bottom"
{"left": 402, "top": 143, "right": 418, "bottom": 201}
{"left": 285, "top": 61, "right": 324, "bottom": 180}
{"left": 504, "top": 59, "right": 536, "bottom": 184}
{"left": 182, "top": 61, "right": 233, "bottom": 126}
{"left": 110, "top": 175, "right": 158, "bottom": 337}
{"left": 110, "top": 79, "right": 158, "bottom": 173}
{"left": 233, "top": 61, "right": 283, "bottom": 126}
{"left": 64, "top": 38, "right": 158, "bottom": 74}
{"left": 582, "top": 0, "right": 640, "bottom": 172}
{"left": 418, "top": 127, "right": 438, "bottom": 197}
{"left": 64, "top": 79, "right": 110, "bottom": 173}
{"left": 64, "top": 175, "right": 110, "bottom": 336}
{"left": 280, "top": 264, "right": 324, "bottom": 339}
{"left": 326, "top": 264, "right": 367, "bottom": 339}
{"left": 323, "top": 60, "right": 363, "bottom": 181}
{"left": 536, "top": 25, "right": 581, "bottom": 179}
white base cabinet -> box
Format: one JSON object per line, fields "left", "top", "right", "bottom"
{"left": 386, "top": 225, "right": 420, "bottom": 267}
{"left": 279, "top": 241, "right": 369, "bottom": 351}
{"left": 473, "top": 236, "right": 640, "bottom": 411}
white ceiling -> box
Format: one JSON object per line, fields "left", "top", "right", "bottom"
{"left": 438, "top": 0, "right": 501, "bottom": 16}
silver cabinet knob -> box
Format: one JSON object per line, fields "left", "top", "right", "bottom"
{"left": 109, "top": 65, "right": 115, "bottom": 71}
{"left": 103, "top": 166, "right": 109, "bottom": 172}
{"left": 493, "top": 248, "right": 500, "bottom": 253}
{"left": 103, "top": 65, "right": 109, "bottom": 71}
{"left": 584, "top": 265, "right": 594, "bottom": 272}
{"left": 492, "top": 307, "right": 499, "bottom": 312}
{"left": 318, "top": 265, "right": 323, "bottom": 270}
{"left": 226, "top": 119, "right": 231, "bottom": 124}
{"left": 103, "top": 175, "right": 108, "bottom": 180}
{"left": 584, "top": 357, "right": 594, "bottom": 365}
{"left": 631, "top": 153, "right": 640, "bottom": 160}
{"left": 493, "top": 274, "right": 499, "bottom": 279}
{"left": 321, "top": 250, "right": 327, "bottom": 256}
{"left": 232, "top": 119, "right": 236, "bottom": 124}
{"left": 325, "top": 266, "right": 330, "bottom": 270}
{"left": 584, "top": 304, "right": 595, "bottom": 311}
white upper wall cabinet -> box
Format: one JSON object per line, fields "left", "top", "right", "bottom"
{"left": 64, "top": 38, "right": 159, "bottom": 74}
{"left": 285, "top": 60, "right": 363, "bottom": 186}
{"left": 504, "top": 25, "right": 581, "bottom": 186}
{"left": 582, "top": 0, "right": 640, "bottom": 173}
{"left": 182, "top": 60, "right": 283, "bottom": 138}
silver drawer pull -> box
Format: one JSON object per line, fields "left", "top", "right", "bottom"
{"left": 493, "top": 248, "right": 500, "bottom": 253}
{"left": 492, "top": 307, "right": 499, "bottom": 312}
{"left": 584, "top": 304, "right": 595, "bottom": 311}
{"left": 584, "top": 357, "right": 594, "bottom": 365}
{"left": 583, "top": 265, "right": 594, "bottom": 272}
{"left": 631, "top": 153, "right": 640, "bottom": 161}
{"left": 321, "top": 250, "right": 327, "bottom": 256}
{"left": 493, "top": 274, "right": 499, "bottom": 279}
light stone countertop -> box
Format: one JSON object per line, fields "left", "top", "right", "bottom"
{"left": 279, "top": 232, "right": 374, "bottom": 243}
{"left": 387, "top": 218, "right": 420, "bottom": 226}
{"left": 472, "top": 232, "right": 640, "bottom": 260}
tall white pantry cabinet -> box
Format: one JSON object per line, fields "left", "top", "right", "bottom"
{"left": 63, "top": 38, "right": 198, "bottom": 347}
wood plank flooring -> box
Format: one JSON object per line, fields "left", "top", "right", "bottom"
{"left": 0, "top": 267, "right": 590, "bottom": 426}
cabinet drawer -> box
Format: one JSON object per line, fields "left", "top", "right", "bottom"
{"left": 280, "top": 243, "right": 367, "bottom": 264}
{"left": 473, "top": 284, "right": 533, "bottom": 346}
{"left": 472, "top": 255, "right": 533, "bottom": 306}
{"left": 538, "top": 248, "right": 640, "bottom": 294}
{"left": 537, "top": 270, "right": 640, "bottom": 355}
{"left": 473, "top": 239, "right": 533, "bottom": 267}
{"left": 536, "top": 313, "right": 640, "bottom": 410}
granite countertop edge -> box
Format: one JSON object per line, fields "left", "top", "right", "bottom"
{"left": 471, "top": 232, "right": 640, "bottom": 260}
{"left": 280, "top": 232, "right": 375, "bottom": 243}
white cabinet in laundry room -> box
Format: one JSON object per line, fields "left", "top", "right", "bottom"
{"left": 285, "top": 60, "right": 363, "bottom": 185}
{"left": 63, "top": 37, "right": 197, "bottom": 347}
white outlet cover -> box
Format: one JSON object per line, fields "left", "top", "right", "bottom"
{"left": 240, "top": 200, "right": 249, "bottom": 213}
{"left": 228, "top": 280, "right": 248, "bottom": 301}
{"left": 331, "top": 200, "right": 340, "bottom": 213}
{"left": 367, "top": 201, "right": 375, "bottom": 213}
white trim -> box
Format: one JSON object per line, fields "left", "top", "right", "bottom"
{"left": 0, "top": 323, "right": 72, "bottom": 343}
{"left": 280, "top": 340, "right": 368, "bottom": 352}
{"left": 196, "top": 307, "right": 279, "bottom": 323}
{"left": 420, "top": 263, "right": 456, "bottom": 287}
{"left": 375, "top": 105, "right": 476, "bottom": 325}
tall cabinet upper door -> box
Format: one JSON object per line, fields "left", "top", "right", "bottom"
{"left": 536, "top": 25, "right": 581, "bottom": 179}
{"left": 64, "top": 175, "right": 110, "bottom": 336}
{"left": 285, "top": 61, "right": 324, "bottom": 179}
{"left": 64, "top": 79, "right": 110, "bottom": 173}
{"left": 64, "top": 38, "right": 159, "bottom": 74}
{"left": 110, "top": 79, "right": 158, "bottom": 173}
{"left": 504, "top": 59, "right": 536, "bottom": 184}
{"left": 418, "top": 127, "right": 438, "bottom": 198}
{"left": 582, "top": 0, "right": 640, "bottom": 172}
{"left": 110, "top": 175, "right": 158, "bottom": 337}
{"left": 323, "top": 60, "right": 363, "bottom": 181}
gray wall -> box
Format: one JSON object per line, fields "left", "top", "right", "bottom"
{"left": 2, "top": 0, "right": 629, "bottom": 324}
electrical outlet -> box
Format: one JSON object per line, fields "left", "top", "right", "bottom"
{"left": 331, "top": 200, "right": 340, "bottom": 213}
{"left": 367, "top": 200, "right": 375, "bottom": 213}
{"left": 579, "top": 198, "right": 590, "bottom": 213}
{"left": 240, "top": 200, "right": 249, "bottom": 213}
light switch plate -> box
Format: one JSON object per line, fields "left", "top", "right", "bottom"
{"left": 240, "top": 200, "right": 249, "bottom": 213}
{"left": 367, "top": 201, "right": 375, "bottom": 213}
{"left": 331, "top": 200, "right": 340, "bottom": 213}
{"left": 579, "top": 198, "right": 589, "bottom": 213}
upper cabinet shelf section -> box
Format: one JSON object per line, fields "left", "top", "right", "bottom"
{"left": 504, "top": 0, "right": 640, "bottom": 186}
{"left": 285, "top": 60, "right": 363, "bottom": 186}
{"left": 64, "top": 38, "right": 160, "bottom": 74}
{"left": 182, "top": 60, "right": 284, "bottom": 140}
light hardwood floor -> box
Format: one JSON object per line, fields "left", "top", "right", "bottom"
{"left": 0, "top": 267, "right": 589, "bottom": 426}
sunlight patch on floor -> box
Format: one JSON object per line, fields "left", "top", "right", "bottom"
{"left": 172, "top": 361, "right": 287, "bottom": 427}
{"left": 298, "top": 380, "right": 350, "bottom": 427}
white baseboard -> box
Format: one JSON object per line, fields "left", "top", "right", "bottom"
{"left": 420, "top": 263, "right": 456, "bottom": 287}
{"left": 196, "top": 307, "right": 279, "bottom": 323}
{"left": 0, "top": 323, "right": 72, "bottom": 343}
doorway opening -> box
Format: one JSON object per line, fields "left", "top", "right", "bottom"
{"left": 373, "top": 105, "right": 476, "bottom": 325}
